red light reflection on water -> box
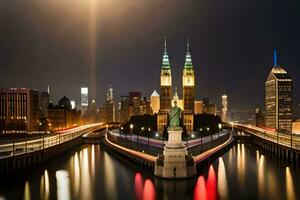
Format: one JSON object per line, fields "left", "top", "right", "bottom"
{"left": 134, "top": 173, "right": 156, "bottom": 200}
{"left": 194, "top": 165, "right": 217, "bottom": 200}
{"left": 143, "top": 179, "right": 156, "bottom": 200}
{"left": 135, "top": 173, "right": 144, "bottom": 200}
{"left": 194, "top": 176, "right": 207, "bottom": 200}
{"left": 207, "top": 165, "right": 217, "bottom": 200}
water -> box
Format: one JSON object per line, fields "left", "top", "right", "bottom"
{"left": 0, "top": 143, "right": 299, "bottom": 200}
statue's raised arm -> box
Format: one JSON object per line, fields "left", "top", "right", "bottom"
{"left": 168, "top": 101, "right": 182, "bottom": 130}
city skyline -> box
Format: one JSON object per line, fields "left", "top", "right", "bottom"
{"left": 2, "top": 0, "right": 300, "bottom": 109}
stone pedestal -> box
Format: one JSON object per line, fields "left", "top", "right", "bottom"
{"left": 154, "top": 129, "right": 196, "bottom": 179}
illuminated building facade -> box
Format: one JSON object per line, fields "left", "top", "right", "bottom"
{"left": 221, "top": 94, "right": 228, "bottom": 122}
{"left": 182, "top": 39, "right": 195, "bottom": 133}
{"left": 0, "top": 88, "right": 40, "bottom": 133}
{"left": 265, "top": 50, "right": 292, "bottom": 131}
{"left": 194, "top": 101, "right": 203, "bottom": 114}
{"left": 81, "top": 87, "right": 88, "bottom": 113}
{"left": 106, "top": 84, "right": 115, "bottom": 123}
{"left": 150, "top": 90, "right": 160, "bottom": 114}
{"left": 158, "top": 37, "right": 172, "bottom": 132}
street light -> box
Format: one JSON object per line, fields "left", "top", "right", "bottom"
{"left": 218, "top": 123, "right": 222, "bottom": 138}
{"left": 207, "top": 127, "right": 211, "bottom": 142}
{"left": 130, "top": 124, "right": 133, "bottom": 140}
{"left": 120, "top": 126, "right": 123, "bottom": 137}
{"left": 148, "top": 128, "right": 151, "bottom": 154}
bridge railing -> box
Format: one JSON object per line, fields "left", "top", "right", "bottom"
{"left": 234, "top": 124, "right": 300, "bottom": 150}
{"left": 0, "top": 123, "right": 104, "bottom": 159}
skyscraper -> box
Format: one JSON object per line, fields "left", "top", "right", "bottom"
{"left": 182, "top": 38, "right": 195, "bottom": 112}
{"left": 221, "top": 94, "right": 228, "bottom": 122}
{"left": 265, "top": 50, "right": 292, "bottom": 131}
{"left": 158, "top": 37, "right": 172, "bottom": 132}
{"left": 81, "top": 87, "right": 88, "bottom": 113}
{"left": 120, "top": 96, "right": 130, "bottom": 123}
{"left": 106, "top": 84, "right": 115, "bottom": 123}
{"left": 160, "top": 37, "right": 172, "bottom": 111}
{"left": 182, "top": 38, "right": 195, "bottom": 133}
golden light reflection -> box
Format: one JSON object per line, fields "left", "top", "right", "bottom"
{"left": 56, "top": 170, "right": 71, "bottom": 200}
{"left": 286, "top": 167, "right": 296, "bottom": 200}
{"left": 91, "top": 145, "right": 95, "bottom": 178}
{"left": 81, "top": 148, "right": 92, "bottom": 200}
{"left": 256, "top": 150, "right": 259, "bottom": 163}
{"left": 258, "top": 155, "right": 265, "bottom": 199}
{"left": 23, "top": 181, "right": 31, "bottom": 200}
{"left": 40, "top": 170, "right": 50, "bottom": 200}
{"left": 266, "top": 166, "right": 277, "bottom": 200}
{"left": 218, "top": 157, "right": 228, "bottom": 200}
{"left": 236, "top": 144, "right": 245, "bottom": 190}
{"left": 74, "top": 152, "right": 80, "bottom": 196}
{"left": 104, "top": 152, "right": 117, "bottom": 200}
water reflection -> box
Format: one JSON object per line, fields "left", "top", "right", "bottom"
{"left": 194, "top": 176, "right": 207, "bottom": 200}
{"left": 217, "top": 158, "right": 228, "bottom": 200}
{"left": 286, "top": 167, "right": 296, "bottom": 200}
{"left": 40, "top": 170, "right": 49, "bottom": 200}
{"left": 104, "top": 152, "right": 117, "bottom": 200}
{"left": 143, "top": 179, "right": 156, "bottom": 200}
{"left": 23, "top": 181, "right": 30, "bottom": 200}
{"left": 81, "top": 148, "right": 92, "bottom": 200}
{"left": 236, "top": 144, "right": 245, "bottom": 190}
{"left": 207, "top": 165, "right": 217, "bottom": 200}
{"left": 73, "top": 152, "right": 80, "bottom": 196}
{"left": 56, "top": 170, "right": 70, "bottom": 200}
{"left": 135, "top": 173, "right": 144, "bottom": 200}
{"left": 258, "top": 155, "right": 265, "bottom": 199}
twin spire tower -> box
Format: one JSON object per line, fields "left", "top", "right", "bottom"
{"left": 158, "top": 37, "right": 195, "bottom": 133}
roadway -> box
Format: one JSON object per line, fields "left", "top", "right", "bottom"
{"left": 232, "top": 123, "right": 300, "bottom": 150}
{"left": 108, "top": 130, "right": 230, "bottom": 156}
{"left": 0, "top": 123, "right": 104, "bottom": 159}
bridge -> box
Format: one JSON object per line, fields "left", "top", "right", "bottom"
{"left": 229, "top": 123, "right": 300, "bottom": 163}
{"left": 0, "top": 123, "right": 106, "bottom": 174}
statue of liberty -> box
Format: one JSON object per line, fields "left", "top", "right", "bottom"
{"left": 168, "top": 100, "right": 182, "bottom": 131}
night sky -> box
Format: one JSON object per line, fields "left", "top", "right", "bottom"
{"left": 1, "top": 0, "right": 300, "bottom": 110}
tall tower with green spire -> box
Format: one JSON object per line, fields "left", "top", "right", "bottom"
{"left": 182, "top": 37, "right": 195, "bottom": 112}
{"left": 160, "top": 36, "right": 172, "bottom": 111}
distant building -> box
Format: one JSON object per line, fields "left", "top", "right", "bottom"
{"left": 71, "top": 100, "right": 76, "bottom": 110}
{"left": 221, "top": 94, "right": 228, "bottom": 122}
{"left": 106, "top": 85, "right": 115, "bottom": 123}
{"left": 58, "top": 96, "right": 72, "bottom": 111}
{"left": 99, "top": 105, "right": 107, "bottom": 123}
{"left": 40, "top": 91, "right": 50, "bottom": 119}
{"left": 194, "top": 101, "right": 203, "bottom": 114}
{"left": 140, "top": 97, "right": 153, "bottom": 115}
{"left": 255, "top": 108, "right": 265, "bottom": 127}
{"left": 0, "top": 88, "right": 40, "bottom": 133}
{"left": 204, "top": 103, "right": 217, "bottom": 115}
{"left": 265, "top": 50, "right": 292, "bottom": 131}
{"left": 120, "top": 96, "right": 130, "bottom": 123}
{"left": 81, "top": 87, "right": 88, "bottom": 113}
{"left": 150, "top": 90, "right": 160, "bottom": 114}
